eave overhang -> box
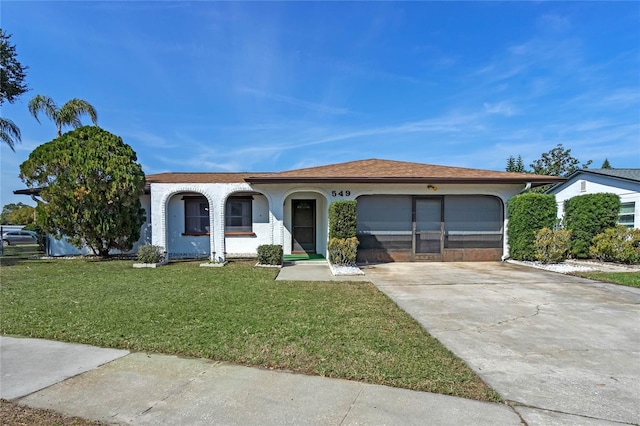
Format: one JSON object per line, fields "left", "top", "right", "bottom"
{"left": 245, "top": 176, "right": 564, "bottom": 187}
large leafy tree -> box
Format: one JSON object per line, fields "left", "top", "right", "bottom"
{"left": 28, "top": 95, "right": 98, "bottom": 137}
{"left": 530, "top": 144, "right": 592, "bottom": 177}
{"left": 0, "top": 28, "right": 29, "bottom": 151}
{"left": 0, "top": 202, "right": 35, "bottom": 225}
{"left": 19, "top": 126, "right": 146, "bottom": 257}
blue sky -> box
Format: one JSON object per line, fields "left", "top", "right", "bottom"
{"left": 2, "top": 1, "right": 639, "bottom": 207}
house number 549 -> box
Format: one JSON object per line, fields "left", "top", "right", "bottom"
{"left": 331, "top": 190, "right": 351, "bottom": 197}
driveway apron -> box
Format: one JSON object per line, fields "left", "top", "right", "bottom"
{"left": 364, "top": 262, "right": 640, "bottom": 425}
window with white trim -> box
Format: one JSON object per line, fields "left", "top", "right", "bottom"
{"left": 618, "top": 202, "right": 635, "bottom": 228}
{"left": 183, "top": 196, "right": 209, "bottom": 234}
{"left": 225, "top": 197, "right": 252, "bottom": 233}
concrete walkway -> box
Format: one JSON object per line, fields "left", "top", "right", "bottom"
{"left": 364, "top": 262, "right": 640, "bottom": 426}
{"left": 1, "top": 336, "right": 520, "bottom": 425}
{"left": 276, "top": 260, "right": 370, "bottom": 282}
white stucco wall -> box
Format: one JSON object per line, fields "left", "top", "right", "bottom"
{"left": 150, "top": 182, "right": 276, "bottom": 260}
{"left": 550, "top": 175, "right": 640, "bottom": 228}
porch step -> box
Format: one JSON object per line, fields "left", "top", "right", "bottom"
{"left": 283, "top": 254, "right": 326, "bottom": 262}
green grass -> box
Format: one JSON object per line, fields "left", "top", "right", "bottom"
{"left": 572, "top": 271, "right": 640, "bottom": 288}
{"left": 0, "top": 256, "right": 499, "bottom": 402}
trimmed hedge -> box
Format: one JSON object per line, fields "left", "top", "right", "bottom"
{"left": 328, "top": 200, "right": 358, "bottom": 265}
{"left": 329, "top": 200, "right": 357, "bottom": 239}
{"left": 564, "top": 193, "right": 620, "bottom": 259}
{"left": 329, "top": 237, "right": 359, "bottom": 265}
{"left": 507, "top": 193, "right": 557, "bottom": 261}
{"left": 257, "top": 244, "right": 283, "bottom": 265}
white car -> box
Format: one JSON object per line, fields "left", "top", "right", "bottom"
{"left": 1, "top": 230, "right": 38, "bottom": 246}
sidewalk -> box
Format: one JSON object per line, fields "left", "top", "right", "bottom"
{"left": 1, "top": 336, "right": 521, "bottom": 425}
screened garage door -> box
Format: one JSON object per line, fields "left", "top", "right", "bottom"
{"left": 356, "top": 195, "right": 503, "bottom": 262}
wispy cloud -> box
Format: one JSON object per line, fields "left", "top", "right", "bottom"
{"left": 483, "top": 101, "right": 517, "bottom": 116}
{"left": 238, "top": 87, "right": 349, "bottom": 115}
{"left": 123, "top": 130, "right": 178, "bottom": 150}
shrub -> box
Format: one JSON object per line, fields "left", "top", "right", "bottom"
{"left": 590, "top": 226, "right": 640, "bottom": 264}
{"left": 257, "top": 244, "right": 283, "bottom": 265}
{"left": 534, "top": 227, "right": 572, "bottom": 264}
{"left": 328, "top": 200, "right": 358, "bottom": 265}
{"left": 507, "top": 193, "right": 557, "bottom": 260}
{"left": 329, "top": 200, "right": 357, "bottom": 239}
{"left": 329, "top": 237, "right": 359, "bottom": 265}
{"left": 564, "top": 193, "right": 620, "bottom": 259}
{"left": 137, "top": 244, "right": 164, "bottom": 264}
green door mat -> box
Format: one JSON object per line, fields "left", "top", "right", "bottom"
{"left": 283, "top": 254, "right": 326, "bottom": 261}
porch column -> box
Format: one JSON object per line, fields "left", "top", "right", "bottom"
{"left": 270, "top": 197, "right": 285, "bottom": 247}
{"left": 150, "top": 184, "right": 167, "bottom": 252}
{"left": 210, "top": 193, "right": 225, "bottom": 262}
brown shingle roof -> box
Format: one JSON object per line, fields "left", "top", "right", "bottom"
{"left": 245, "top": 159, "right": 563, "bottom": 185}
{"left": 15, "top": 160, "right": 564, "bottom": 197}
{"left": 145, "top": 172, "right": 267, "bottom": 184}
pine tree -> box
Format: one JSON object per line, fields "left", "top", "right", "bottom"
{"left": 506, "top": 155, "right": 526, "bottom": 173}
{"left": 601, "top": 158, "right": 612, "bottom": 169}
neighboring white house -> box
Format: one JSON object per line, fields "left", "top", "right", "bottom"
{"left": 546, "top": 168, "right": 640, "bottom": 229}
{"left": 15, "top": 159, "right": 561, "bottom": 261}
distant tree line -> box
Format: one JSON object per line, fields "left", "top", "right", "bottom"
{"left": 507, "top": 144, "right": 612, "bottom": 177}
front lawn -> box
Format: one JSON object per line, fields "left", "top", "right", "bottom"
{"left": 572, "top": 271, "right": 640, "bottom": 288}
{"left": 0, "top": 257, "right": 499, "bottom": 402}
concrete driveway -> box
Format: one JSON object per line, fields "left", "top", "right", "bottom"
{"left": 365, "top": 262, "right": 640, "bottom": 426}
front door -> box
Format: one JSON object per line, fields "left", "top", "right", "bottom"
{"left": 292, "top": 200, "right": 316, "bottom": 253}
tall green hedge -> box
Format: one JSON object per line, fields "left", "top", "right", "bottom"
{"left": 329, "top": 200, "right": 357, "bottom": 239}
{"left": 564, "top": 193, "right": 620, "bottom": 259}
{"left": 507, "top": 193, "right": 557, "bottom": 260}
{"left": 328, "top": 200, "right": 358, "bottom": 265}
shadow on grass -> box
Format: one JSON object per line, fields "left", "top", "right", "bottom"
{"left": 0, "top": 245, "right": 44, "bottom": 267}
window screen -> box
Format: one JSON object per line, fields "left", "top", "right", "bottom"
{"left": 357, "top": 195, "right": 412, "bottom": 250}
{"left": 444, "top": 196, "right": 503, "bottom": 248}
{"left": 184, "top": 197, "right": 209, "bottom": 234}
{"left": 225, "top": 197, "right": 252, "bottom": 233}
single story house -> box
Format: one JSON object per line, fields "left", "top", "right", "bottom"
{"left": 546, "top": 168, "right": 640, "bottom": 229}
{"left": 146, "top": 159, "right": 560, "bottom": 262}
{"left": 15, "top": 159, "right": 561, "bottom": 261}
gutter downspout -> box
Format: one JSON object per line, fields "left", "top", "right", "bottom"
{"left": 502, "top": 181, "right": 533, "bottom": 261}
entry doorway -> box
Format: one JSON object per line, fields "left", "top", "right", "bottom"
{"left": 414, "top": 197, "right": 443, "bottom": 254}
{"left": 292, "top": 200, "right": 316, "bottom": 253}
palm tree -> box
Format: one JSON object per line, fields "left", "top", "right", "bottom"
{"left": 0, "top": 117, "right": 21, "bottom": 151}
{"left": 28, "top": 95, "right": 98, "bottom": 137}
